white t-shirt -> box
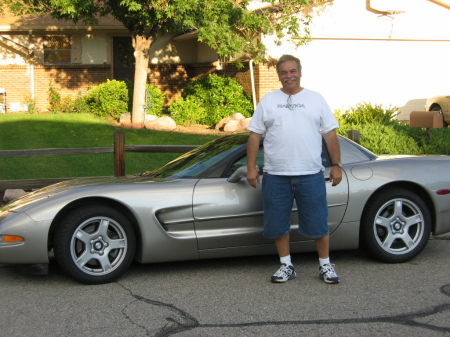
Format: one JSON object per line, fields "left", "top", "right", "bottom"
{"left": 247, "top": 88, "right": 339, "bottom": 175}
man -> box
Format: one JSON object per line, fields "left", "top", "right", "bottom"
{"left": 246, "top": 54, "right": 342, "bottom": 284}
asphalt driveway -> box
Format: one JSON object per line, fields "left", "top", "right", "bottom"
{"left": 1, "top": 236, "right": 449, "bottom": 337}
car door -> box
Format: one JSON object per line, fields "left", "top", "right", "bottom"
{"left": 192, "top": 148, "right": 269, "bottom": 250}
{"left": 193, "top": 145, "right": 349, "bottom": 250}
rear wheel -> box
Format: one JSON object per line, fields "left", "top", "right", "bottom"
{"left": 430, "top": 105, "right": 442, "bottom": 112}
{"left": 54, "top": 205, "right": 136, "bottom": 284}
{"left": 430, "top": 105, "right": 448, "bottom": 127}
{"left": 360, "top": 188, "right": 431, "bottom": 263}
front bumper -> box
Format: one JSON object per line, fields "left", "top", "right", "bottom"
{"left": 0, "top": 211, "right": 51, "bottom": 264}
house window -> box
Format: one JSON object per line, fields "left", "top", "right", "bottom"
{"left": 43, "top": 35, "right": 71, "bottom": 64}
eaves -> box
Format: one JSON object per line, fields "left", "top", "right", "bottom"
{"left": 0, "top": 25, "right": 128, "bottom": 33}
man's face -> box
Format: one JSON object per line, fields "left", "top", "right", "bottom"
{"left": 277, "top": 60, "right": 301, "bottom": 91}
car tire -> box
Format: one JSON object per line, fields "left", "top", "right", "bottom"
{"left": 360, "top": 188, "right": 431, "bottom": 263}
{"left": 430, "top": 105, "right": 442, "bottom": 112}
{"left": 430, "top": 105, "right": 449, "bottom": 127}
{"left": 54, "top": 205, "right": 136, "bottom": 284}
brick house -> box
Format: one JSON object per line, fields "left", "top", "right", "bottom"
{"left": 0, "top": 10, "right": 280, "bottom": 114}
{"left": 1, "top": 0, "right": 450, "bottom": 117}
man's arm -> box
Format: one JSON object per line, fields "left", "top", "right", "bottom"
{"left": 246, "top": 132, "right": 262, "bottom": 188}
{"left": 323, "top": 129, "right": 342, "bottom": 186}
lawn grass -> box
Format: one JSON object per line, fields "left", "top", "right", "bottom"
{"left": 0, "top": 114, "right": 221, "bottom": 180}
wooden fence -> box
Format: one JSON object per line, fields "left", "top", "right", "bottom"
{"left": 0, "top": 130, "right": 361, "bottom": 192}
{"left": 0, "top": 131, "right": 198, "bottom": 191}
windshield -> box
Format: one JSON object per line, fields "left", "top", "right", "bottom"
{"left": 140, "top": 135, "right": 249, "bottom": 179}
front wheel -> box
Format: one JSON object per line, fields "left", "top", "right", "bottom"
{"left": 54, "top": 205, "right": 136, "bottom": 284}
{"left": 360, "top": 188, "right": 431, "bottom": 263}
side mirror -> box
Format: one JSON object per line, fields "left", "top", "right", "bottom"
{"left": 227, "top": 165, "right": 262, "bottom": 183}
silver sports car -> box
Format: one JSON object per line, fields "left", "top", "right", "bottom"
{"left": 1, "top": 134, "right": 450, "bottom": 284}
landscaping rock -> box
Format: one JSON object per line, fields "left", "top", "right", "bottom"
{"left": 119, "top": 112, "right": 132, "bottom": 124}
{"left": 215, "top": 113, "right": 250, "bottom": 132}
{"left": 120, "top": 113, "right": 159, "bottom": 129}
{"left": 144, "top": 116, "right": 177, "bottom": 131}
{"left": 119, "top": 112, "right": 251, "bottom": 133}
{"left": 3, "top": 189, "right": 27, "bottom": 202}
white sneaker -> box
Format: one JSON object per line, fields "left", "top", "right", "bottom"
{"left": 271, "top": 264, "right": 296, "bottom": 283}
{"left": 319, "top": 264, "right": 339, "bottom": 284}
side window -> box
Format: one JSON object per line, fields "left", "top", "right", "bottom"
{"left": 321, "top": 140, "right": 331, "bottom": 167}
{"left": 256, "top": 148, "right": 264, "bottom": 168}
{"left": 225, "top": 147, "right": 264, "bottom": 177}
{"left": 321, "top": 146, "right": 329, "bottom": 167}
{"left": 43, "top": 35, "right": 71, "bottom": 64}
{"left": 338, "top": 137, "right": 372, "bottom": 164}
{"left": 322, "top": 136, "right": 373, "bottom": 167}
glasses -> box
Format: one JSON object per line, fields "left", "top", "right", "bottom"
{"left": 287, "top": 95, "right": 293, "bottom": 110}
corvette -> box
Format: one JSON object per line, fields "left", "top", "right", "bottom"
{"left": 1, "top": 134, "right": 449, "bottom": 284}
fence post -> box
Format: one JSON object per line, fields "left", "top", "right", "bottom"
{"left": 114, "top": 130, "right": 125, "bottom": 177}
{"left": 348, "top": 130, "right": 360, "bottom": 144}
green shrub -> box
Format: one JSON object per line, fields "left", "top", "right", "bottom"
{"left": 337, "top": 122, "right": 423, "bottom": 155}
{"left": 336, "top": 102, "right": 450, "bottom": 155}
{"left": 125, "top": 81, "right": 166, "bottom": 117}
{"left": 336, "top": 102, "right": 399, "bottom": 126}
{"left": 85, "top": 80, "right": 129, "bottom": 120}
{"left": 24, "top": 95, "right": 38, "bottom": 114}
{"left": 417, "top": 128, "right": 450, "bottom": 155}
{"left": 172, "top": 74, "right": 253, "bottom": 126}
{"left": 169, "top": 98, "right": 207, "bottom": 126}
{"left": 124, "top": 78, "right": 134, "bottom": 113}
{"left": 47, "top": 83, "right": 80, "bottom": 114}
{"left": 72, "top": 93, "right": 91, "bottom": 114}
{"left": 48, "top": 82, "right": 63, "bottom": 113}
{"left": 145, "top": 84, "right": 166, "bottom": 116}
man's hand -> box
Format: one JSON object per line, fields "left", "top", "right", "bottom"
{"left": 247, "top": 166, "right": 260, "bottom": 188}
{"left": 324, "top": 130, "right": 342, "bottom": 187}
{"left": 329, "top": 167, "right": 342, "bottom": 186}
{"left": 246, "top": 132, "right": 262, "bottom": 188}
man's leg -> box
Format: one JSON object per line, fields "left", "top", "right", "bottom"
{"left": 276, "top": 233, "right": 290, "bottom": 257}
{"left": 262, "top": 174, "right": 296, "bottom": 283}
{"left": 314, "top": 234, "right": 329, "bottom": 259}
{"left": 315, "top": 235, "right": 339, "bottom": 284}
{"left": 271, "top": 233, "right": 296, "bottom": 283}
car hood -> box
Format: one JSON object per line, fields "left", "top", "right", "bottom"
{"left": 2, "top": 176, "right": 177, "bottom": 212}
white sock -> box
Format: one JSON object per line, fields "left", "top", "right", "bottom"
{"left": 319, "top": 257, "right": 330, "bottom": 267}
{"left": 280, "top": 255, "right": 293, "bottom": 267}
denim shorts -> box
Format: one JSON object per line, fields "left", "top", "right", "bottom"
{"left": 262, "top": 172, "right": 329, "bottom": 239}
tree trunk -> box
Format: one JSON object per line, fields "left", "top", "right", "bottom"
{"left": 131, "top": 34, "right": 153, "bottom": 125}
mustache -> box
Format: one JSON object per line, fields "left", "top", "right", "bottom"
{"left": 284, "top": 77, "right": 296, "bottom": 82}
